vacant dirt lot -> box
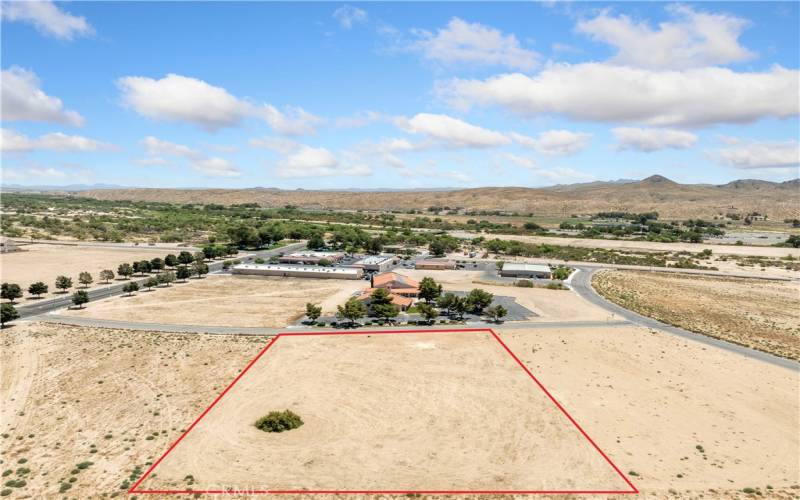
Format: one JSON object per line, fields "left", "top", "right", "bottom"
{"left": 138, "top": 330, "right": 632, "bottom": 492}
{"left": 497, "top": 324, "right": 799, "bottom": 499}
{"left": 0, "top": 321, "right": 270, "bottom": 498}
{"left": 64, "top": 274, "right": 365, "bottom": 327}
{"left": 0, "top": 243, "right": 171, "bottom": 299}
{"left": 593, "top": 270, "right": 800, "bottom": 360}
{"left": 2, "top": 321, "right": 796, "bottom": 498}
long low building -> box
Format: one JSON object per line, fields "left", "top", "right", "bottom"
{"left": 232, "top": 263, "right": 363, "bottom": 280}
{"left": 279, "top": 251, "right": 345, "bottom": 265}
{"left": 500, "top": 263, "right": 552, "bottom": 279}
{"left": 415, "top": 259, "right": 456, "bottom": 270}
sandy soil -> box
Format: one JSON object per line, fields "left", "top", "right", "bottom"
{"left": 1, "top": 321, "right": 797, "bottom": 498}
{"left": 496, "top": 324, "right": 800, "bottom": 499}
{"left": 403, "top": 269, "right": 612, "bottom": 322}
{"left": 64, "top": 275, "right": 365, "bottom": 327}
{"left": 449, "top": 231, "right": 800, "bottom": 259}
{"left": 0, "top": 243, "right": 172, "bottom": 299}
{"left": 0, "top": 321, "right": 270, "bottom": 498}
{"left": 138, "top": 331, "right": 633, "bottom": 492}
{"left": 593, "top": 270, "right": 800, "bottom": 360}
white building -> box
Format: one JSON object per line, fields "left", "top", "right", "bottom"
{"left": 351, "top": 254, "right": 396, "bottom": 273}
{"left": 0, "top": 236, "right": 18, "bottom": 253}
{"left": 500, "top": 263, "right": 552, "bottom": 279}
{"left": 232, "top": 264, "right": 362, "bottom": 280}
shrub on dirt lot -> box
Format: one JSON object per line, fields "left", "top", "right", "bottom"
{"left": 515, "top": 279, "right": 533, "bottom": 288}
{"left": 255, "top": 410, "right": 304, "bottom": 433}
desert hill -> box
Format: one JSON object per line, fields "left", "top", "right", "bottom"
{"left": 32, "top": 177, "right": 800, "bottom": 219}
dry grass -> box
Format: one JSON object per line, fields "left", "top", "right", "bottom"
{"left": 592, "top": 270, "right": 800, "bottom": 360}
{"left": 0, "top": 243, "right": 170, "bottom": 299}
{"left": 0, "top": 321, "right": 270, "bottom": 497}
{"left": 63, "top": 274, "right": 366, "bottom": 327}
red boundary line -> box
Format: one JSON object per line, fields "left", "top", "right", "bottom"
{"left": 129, "top": 328, "right": 638, "bottom": 495}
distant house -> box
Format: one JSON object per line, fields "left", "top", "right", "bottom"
{"left": 371, "top": 272, "right": 419, "bottom": 297}
{"left": 414, "top": 259, "right": 456, "bottom": 270}
{"left": 500, "top": 263, "right": 552, "bottom": 279}
{"left": 0, "top": 236, "right": 19, "bottom": 253}
{"left": 351, "top": 254, "right": 397, "bottom": 273}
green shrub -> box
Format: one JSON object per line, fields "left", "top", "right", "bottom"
{"left": 255, "top": 410, "right": 304, "bottom": 433}
{"left": 515, "top": 279, "right": 533, "bottom": 288}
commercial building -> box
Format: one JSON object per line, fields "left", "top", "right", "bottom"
{"left": 414, "top": 259, "right": 456, "bottom": 270}
{"left": 500, "top": 263, "right": 552, "bottom": 279}
{"left": 351, "top": 254, "right": 396, "bottom": 273}
{"left": 232, "top": 264, "right": 362, "bottom": 280}
{"left": 278, "top": 251, "right": 345, "bottom": 265}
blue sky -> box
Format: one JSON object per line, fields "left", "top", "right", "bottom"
{"left": 1, "top": 1, "right": 798, "bottom": 189}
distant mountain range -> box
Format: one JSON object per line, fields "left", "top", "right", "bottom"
{"left": 3, "top": 176, "right": 798, "bottom": 219}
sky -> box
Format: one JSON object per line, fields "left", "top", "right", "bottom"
{"left": 1, "top": 1, "right": 799, "bottom": 189}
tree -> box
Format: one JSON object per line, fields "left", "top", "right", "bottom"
{"left": 307, "top": 233, "right": 326, "bottom": 250}
{"left": 336, "top": 297, "right": 367, "bottom": 326}
{"left": 176, "top": 265, "right": 191, "bottom": 282}
{"left": 437, "top": 292, "right": 466, "bottom": 320}
{"left": 164, "top": 254, "right": 178, "bottom": 268}
{"left": 158, "top": 271, "right": 176, "bottom": 287}
{"left": 551, "top": 266, "right": 572, "bottom": 280}
{"left": 192, "top": 260, "right": 209, "bottom": 277}
{"left": 28, "top": 281, "right": 48, "bottom": 298}
{"left": 78, "top": 271, "right": 93, "bottom": 288}
{"left": 193, "top": 251, "right": 206, "bottom": 263}
{"left": 177, "top": 251, "right": 195, "bottom": 265}
{"left": 133, "top": 260, "right": 152, "bottom": 275}
{"left": 55, "top": 276, "right": 73, "bottom": 293}
{"left": 150, "top": 257, "right": 165, "bottom": 273}
{"left": 370, "top": 288, "right": 399, "bottom": 322}
{"left": 465, "top": 288, "right": 493, "bottom": 313}
{"left": 71, "top": 290, "right": 89, "bottom": 309}
{"left": 317, "top": 258, "right": 333, "bottom": 267}
{"left": 786, "top": 235, "right": 800, "bottom": 248}
{"left": 122, "top": 282, "right": 139, "bottom": 296}
{"left": 117, "top": 263, "right": 133, "bottom": 279}
{"left": 416, "top": 302, "right": 438, "bottom": 324}
{"left": 484, "top": 304, "right": 507, "bottom": 323}
{"left": 1, "top": 303, "right": 19, "bottom": 327}
{"left": 366, "top": 237, "right": 383, "bottom": 255}
{"left": 418, "top": 277, "right": 442, "bottom": 303}
{"left": 99, "top": 269, "right": 115, "bottom": 283}
{"left": 1, "top": 283, "right": 23, "bottom": 303}
{"left": 305, "top": 303, "right": 322, "bottom": 323}
{"left": 144, "top": 277, "right": 159, "bottom": 291}
{"left": 202, "top": 245, "right": 216, "bottom": 260}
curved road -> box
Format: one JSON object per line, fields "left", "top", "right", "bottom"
{"left": 571, "top": 267, "right": 799, "bottom": 372}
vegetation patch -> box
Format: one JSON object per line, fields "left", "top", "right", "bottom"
{"left": 254, "top": 410, "right": 304, "bottom": 433}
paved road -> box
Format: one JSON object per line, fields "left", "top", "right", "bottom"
{"left": 31, "top": 314, "right": 630, "bottom": 336}
{"left": 570, "top": 267, "right": 799, "bottom": 372}
{"left": 13, "top": 242, "right": 306, "bottom": 319}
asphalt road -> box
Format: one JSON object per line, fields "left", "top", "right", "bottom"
{"left": 14, "top": 242, "right": 306, "bottom": 319}
{"left": 570, "top": 267, "right": 799, "bottom": 372}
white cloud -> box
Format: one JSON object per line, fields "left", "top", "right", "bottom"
{"left": 117, "top": 73, "right": 320, "bottom": 134}
{"left": 139, "top": 136, "right": 240, "bottom": 177}
{"left": 440, "top": 63, "right": 799, "bottom": 127}
{"left": 134, "top": 157, "right": 169, "bottom": 166}
{"left": 1, "top": 0, "right": 94, "bottom": 40}
{"left": 1, "top": 67, "right": 85, "bottom": 126}
{"left": 250, "top": 136, "right": 302, "bottom": 155}
{"left": 711, "top": 140, "right": 800, "bottom": 169}
{"left": 577, "top": 5, "right": 754, "bottom": 70}
{"left": 335, "top": 110, "right": 386, "bottom": 128}
{"left": 276, "top": 144, "right": 371, "bottom": 178}
{"left": 333, "top": 5, "right": 367, "bottom": 29}
{"left": 397, "top": 113, "right": 511, "bottom": 149}
{"left": 500, "top": 153, "right": 595, "bottom": 183}
{"left": 613, "top": 127, "right": 697, "bottom": 152}
{"left": 511, "top": 129, "right": 592, "bottom": 156}
{"left": 1, "top": 128, "right": 114, "bottom": 153}
{"left": 412, "top": 17, "right": 539, "bottom": 70}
